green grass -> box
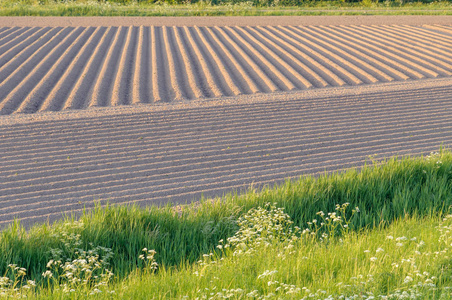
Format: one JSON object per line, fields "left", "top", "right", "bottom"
{"left": 1, "top": 0, "right": 452, "bottom": 16}
{"left": 1, "top": 150, "right": 452, "bottom": 298}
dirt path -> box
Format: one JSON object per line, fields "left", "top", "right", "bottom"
{"left": 1, "top": 16, "right": 452, "bottom": 27}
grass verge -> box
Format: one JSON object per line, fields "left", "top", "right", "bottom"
{"left": 1, "top": 1, "right": 452, "bottom": 16}
{"left": 1, "top": 149, "right": 452, "bottom": 298}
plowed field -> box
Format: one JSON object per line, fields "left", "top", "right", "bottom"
{"left": 1, "top": 17, "right": 452, "bottom": 228}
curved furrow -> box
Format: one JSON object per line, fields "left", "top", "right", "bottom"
{"left": 188, "top": 26, "right": 238, "bottom": 97}
{"left": 333, "top": 26, "right": 446, "bottom": 77}
{"left": 224, "top": 26, "right": 296, "bottom": 91}
{"left": 275, "top": 26, "right": 394, "bottom": 83}
{"left": 162, "top": 26, "right": 186, "bottom": 101}
{"left": 282, "top": 26, "right": 364, "bottom": 85}
{"left": 181, "top": 26, "right": 223, "bottom": 97}
{"left": 0, "top": 27, "right": 14, "bottom": 40}
{"left": 271, "top": 26, "right": 347, "bottom": 86}
{"left": 64, "top": 27, "right": 116, "bottom": 110}
{"left": 252, "top": 26, "right": 329, "bottom": 87}
{"left": 0, "top": 27, "right": 52, "bottom": 69}
{"left": 238, "top": 26, "right": 313, "bottom": 89}
{"left": 194, "top": 26, "right": 242, "bottom": 96}
{"left": 287, "top": 27, "right": 380, "bottom": 84}
{"left": 0, "top": 27, "right": 22, "bottom": 44}
{"left": 0, "top": 27, "right": 67, "bottom": 89}
{"left": 0, "top": 27, "right": 39, "bottom": 54}
{"left": 172, "top": 26, "right": 204, "bottom": 99}
{"left": 89, "top": 26, "right": 126, "bottom": 107}
{"left": 112, "top": 26, "right": 137, "bottom": 106}
{"left": 15, "top": 27, "right": 97, "bottom": 114}
{"left": 39, "top": 27, "right": 106, "bottom": 112}
{"left": 154, "top": 26, "right": 174, "bottom": 103}
{"left": 150, "top": 26, "right": 162, "bottom": 102}
{"left": 0, "top": 27, "right": 84, "bottom": 115}
{"left": 378, "top": 25, "right": 452, "bottom": 54}
{"left": 351, "top": 25, "right": 452, "bottom": 73}
{"left": 132, "top": 26, "right": 145, "bottom": 104}
{"left": 203, "top": 26, "right": 260, "bottom": 94}
{"left": 311, "top": 26, "right": 426, "bottom": 80}
{"left": 300, "top": 26, "right": 409, "bottom": 81}
{"left": 421, "top": 24, "right": 452, "bottom": 36}
{"left": 212, "top": 26, "right": 278, "bottom": 92}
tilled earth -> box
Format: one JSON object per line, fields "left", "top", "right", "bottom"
{"left": 0, "top": 16, "right": 451, "bottom": 228}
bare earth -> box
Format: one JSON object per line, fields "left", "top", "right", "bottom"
{"left": 0, "top": 16, "right": 452, "bottom": 228}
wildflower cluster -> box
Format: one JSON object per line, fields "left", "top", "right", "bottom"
{"left": 0, "top": 264, "right": 35, "bottom": 298}
{"left": 42, "top": 221, "right": 115, "bottom": 295}
{"left": 304, "top": 203, "right": 357, "bottom": 242}
{"left": 139, "top": 248, "right": 158, "bottom": 273}
{"left": 218, "top": 203, "right": 300, "bottom": 256}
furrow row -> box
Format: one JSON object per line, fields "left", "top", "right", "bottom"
{"left": 1, "top": 83, "right": 451, "bottom": 146}
{"left": 1, "top": 24, "right": 452, "bottom": 114}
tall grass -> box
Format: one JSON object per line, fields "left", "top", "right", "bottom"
{"left": 1, "top": 150, "right": 452, "bottom": 288}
